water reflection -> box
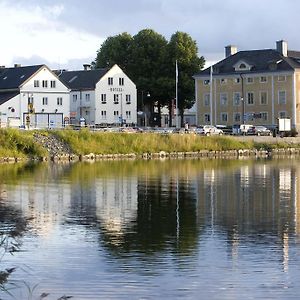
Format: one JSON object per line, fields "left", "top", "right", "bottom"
{"left": 0, "top": 158, "right": 300, "bottom": 298}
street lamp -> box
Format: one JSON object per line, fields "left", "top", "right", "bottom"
{"left": 141, "top": 90, "right": 150, "bottom": 127}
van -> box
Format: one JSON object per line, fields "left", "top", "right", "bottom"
{"left": 239, "top": 124, "right": 253, "bottom": 134}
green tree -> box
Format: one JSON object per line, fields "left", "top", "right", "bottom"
{"left": 93, "top": 32, "right": 133, "bottom": 72}
{"left": 168, "top": 31, "right": 205, "bottom": 126}
{"left": 93, "top": 29, "right": 205, "bottom": 127}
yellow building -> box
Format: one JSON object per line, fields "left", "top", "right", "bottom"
{"left": 194, "top": 40, "right": 300, "bottom": 130}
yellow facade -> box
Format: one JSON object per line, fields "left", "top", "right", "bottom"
{"left": 196, "top": 71, "right": 300, "bottom": 128}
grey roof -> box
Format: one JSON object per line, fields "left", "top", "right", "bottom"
{"left": 0, "top": 91, "right": 19, "bottom": 105}
{"left": 58, "top": 68, "right": 109, "bottom": 90}
{"left": 0, "top": 65, "right": 44, "bottom": 90}
{"left": 195, "top": 49, "right": 300, "bottom": 77}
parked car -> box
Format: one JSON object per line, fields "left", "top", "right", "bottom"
{"left": 196, "top": 125, "right": 224, "bottom": 136}
{"left": 247, "top": 126, "right": 272, "bottom": 136}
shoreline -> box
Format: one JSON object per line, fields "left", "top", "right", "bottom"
{"left": 1, "top": 147, "right": 300, "bottom": 163}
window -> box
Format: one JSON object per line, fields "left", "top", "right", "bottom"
{"left": 204, "top": 94, "right": 210, "bottom": 106}
{"left": 73, "top": 94, "right": 78, "bottom": 102}
{"left": 119, "top": 78, "right": 124, "bottom": 86}
{"left": 42, "top": 80, "right": 48, "bottom": 88}
{"left": 203, "top": 79, "right": 210, "bottom": 85}
{"left": 239, "top": 63, "right": 246, "bottom": 69}
{"left": 114, "top": 94, "right": 119, "bottom": 104}
{"left": 260, "top": 91, "right": 268, "bottom": 105}
{"left": 114, "top": 111, "right": 119, "bottom": 118}
{"left": 260, "top": 76, "right": 267, "bottom": 83}
{"left": 247, "top": 77, "right": 254, "bottom": 84}
{"left": 126, "top": 95, "right": 131, "bottom": 104}
{"left": 234, "top": 113, "right": 241, "bottom": 122}
{"left": 28, "top": 97, "right": 34, "bottom": 105}
{"left": 220, "top": 93, "right": 227, "bottom": 106}
{"left": 57, "top": 97, "right": 63, "bottom": 105}
{"left": 34, "top": 80, "right": 39, "bottom": 87}
{"left": 233, "top": 92, "right": 240, "bottom": 106}
{"left": 85, "top": 94, "right": 90, "bottom": 101}
{"left": 42, "top": 97, "right": 48, "bottom": 105}
{"left": 108, "top": 77, "right": 113, "bottom": 85}
{"left": 126, "top": 111, "right": 131, "bottom": 119}
{"left": 279, "top": 111, "right": 286, "bottom": 118}
{"left": 261, "top": 112, "right": 268, "bottom": 121}
{"left": 220, "top": 78, "right": 227, "bottom": 85}
{"left": 278, "top": 91, "right": 286, "bottom": 104}
{"left": 101, "top": 94, "right": 106, "bottom": 104}
{"left": 247, "top": 92, "right": 254, "bottom": 105}
{"left": 278, "top": 75, "right": 286, "bottom": 82}
{"left": 204, "top": 113, "right": 210, "bottom": 123}
{"left": 221, "top": 112, "right": 228, "bottom": 122}
{"left": 234, "top": 78, "right": 240, "bottom": 84}
{"left": 50, "top": 80, "right": 56, "bottom": 88}
{"left": 101, "top": 111, "right": 107, "bottom": 119}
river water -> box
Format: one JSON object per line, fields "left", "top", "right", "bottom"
{"left": 1, "top": 158, "right": 300, "bottom": 299}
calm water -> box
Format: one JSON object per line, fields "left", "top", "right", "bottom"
{"left": 1, "top": 158, "right": 300, "bottom": 299}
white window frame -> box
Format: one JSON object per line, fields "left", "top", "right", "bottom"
{"left": 279, "top": 111, "right": 287, "bottom": 118}
{"left": 85, "top": 94, "right": 90, "bottom": 102}
{"left": 220, "top": 78, "right": 227, "bottom": 85}
{"left": 246, "top": 77, "right": 254, "bottom": 84}
{"left": 233, "top": 112, "right": 241, "bottom": 122}
{"left": 233, "top": 92, "right": 241, "bottom": 106}
{"left": 126, "top": 94, "right": 131, "bottom": 104}
{"left": 42, "top": 97, "right": 48, "bottom": 106}
{"left": 221, "top": 112, "right": 228, "bottom": 122}
{"left": 57, "top": 97, "right": 63, "bottom": 106}
{"left": 114, "top": 94, "right": 119, "bottom": 104}
{"left": 278, "top": 90, "right": 286, "bottom": 105}
{"left": 119, "top": 78, "right": 124, "bottom": 86}
{"left": 220, "top": 93, "right": 228, "bottom": 106}
{"left": 203, "top": 79, "right": 210, "bottom": 85}
{"left": 108, "top": 77, "right": 113, "bottom": 85}
{"left": 260, "top": 91, "right": 268, "bottom": 105}
{"left": 34, "top": 80, "right": 39, "bottom": 87}
{"left": 42, "top": 80, "right": 48, "bottom": 88}
{"left": 234, "top": 78, "right": 240, "bottom": 84}
{"left": 261, "top": 112, "right": 268, "bottom": 121}
{"left": 203, "top": 94, "right": 210, "bottom": 106}
{"left": 278, "top": 75, "right": 286, "bottom": 82}
{"left": 247, "top": 92, "right": 254, "bottom": 105}
{"left": 204, "top": 113, "right": 210, "bottom": 123}
{"left": 73, "top": 94, "right": 77, "bottom": 102}
{"left": 101, "top": 111, "right": 107, "bottom": 119}
{"left": 50, "top": 80, "right": 56, "bottom": 88}
{"left": 260, "top": 76, "right": 267, "bottom": 83}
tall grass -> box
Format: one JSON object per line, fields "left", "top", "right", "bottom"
{"left": 54, "top": 130, "right": 255, "bottom": 155}
{"left": 0, "top": 129, "right": 47, "bottom": 158}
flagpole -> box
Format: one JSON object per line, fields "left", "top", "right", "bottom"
{"left": 175, "top": 60, "right": 179, "bottom": 128}
{"left": 210, "top": 66, "right": 213, "bottom": 125}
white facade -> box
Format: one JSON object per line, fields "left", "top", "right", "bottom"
{"left": 69, "top": 65, "right": 137, "bottom": 126}
{"left": 95, "top": 65, "right": 137, "bottom": 126}
{"left": 0, "top": 65, "right": 70, "bottom": 128}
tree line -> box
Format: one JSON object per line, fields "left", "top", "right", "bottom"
{"left": 92, "top": 29, "right": 205, "bottom": 127}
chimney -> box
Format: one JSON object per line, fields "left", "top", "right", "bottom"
{"left": 83, "top": 64, "right": 91, "bottom": 71}
{"left": 276, "top": 40, "right": 288, "bottom": 57}
{"left": 225, "top": 45, "right": 237, "bottom": 57}
{"left": 14, "top": 63, "right": 21, "bottom": 68}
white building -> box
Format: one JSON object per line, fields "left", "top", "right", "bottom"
{"left": 58, "top": 64, "right": 137, "bottom": 126}
{"left": 0, "top": 64, "right": 70, "bottom": 128}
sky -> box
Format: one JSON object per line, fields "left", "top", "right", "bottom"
{"left": 1, "top": 0, "right": 300, "bottom": 70}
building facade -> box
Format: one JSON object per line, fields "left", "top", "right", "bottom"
{"left": 0, "top": 64, "right": 70, "bottom": 128}
{"left": 194, "top": 41, "right": 300, "bottom": 130}
{"left": 59, "top": 64, "right": 137, "bottom": 126}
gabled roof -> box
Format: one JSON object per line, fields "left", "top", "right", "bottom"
{"left": 0, "top": 65, "right": 44, "bottom": 90}
{"left": 57, "top": 68, "right": 109, "bottom": 90}
{"left": 195, "top": 49, "right": 300, "bottom": 77}
{"left": 0, "top": 91, "right": 19, "bottom": 105}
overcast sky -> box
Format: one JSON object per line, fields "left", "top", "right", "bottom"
{"left": 1, "top": 0, "right": 299, "bottom": 70}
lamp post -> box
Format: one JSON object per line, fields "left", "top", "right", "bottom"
{"left": 120, "top": 93, "right": 123, "bottom": 126}
{"left": 141, "top": 90, "right": 150, "bottom": 127}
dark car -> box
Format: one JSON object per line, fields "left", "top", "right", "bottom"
{"left": 247, "top": 126, "right": 272, "bottom": 136}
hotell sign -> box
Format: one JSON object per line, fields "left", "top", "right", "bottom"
{"left": 109, "top": 87, "right": 123, "bottom": 92}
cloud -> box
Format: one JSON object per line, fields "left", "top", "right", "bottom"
{"left": 0, "top": 1, "right": 103, "bottom": 68}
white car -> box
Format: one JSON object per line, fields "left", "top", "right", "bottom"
{"left": 196, "top": 125, "right": 224, "bottom": 136}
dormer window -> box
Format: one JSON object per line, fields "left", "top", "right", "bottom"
{"left": 233, "top": 60, "right": 253, "bottom": 71}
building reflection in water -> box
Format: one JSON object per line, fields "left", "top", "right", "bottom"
{"left": 1, "top": 159, "right": 300, "bottom": 266}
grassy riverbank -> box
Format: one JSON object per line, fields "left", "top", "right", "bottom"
{"left": 0, "top": 128, "right": 299, "bottom": 160}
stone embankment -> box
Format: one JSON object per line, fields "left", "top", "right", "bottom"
{"left": 2, "top": 134, "right": 300, "bottom": 163}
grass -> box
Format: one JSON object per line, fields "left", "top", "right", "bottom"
{"left": 0, "top": 129, "right": 47, "bottom": 158}
{"left": 1, "top": 128, "right": 300, "bottom": 159}
{"left": 53, "top": 129, "right": 256, "bottom": 155}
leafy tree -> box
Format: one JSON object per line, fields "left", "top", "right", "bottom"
{"left": 167, "top": 32, "right": 205, "bottom": 126}
{"left": 92, "top": 29, "right": 205, "bottom": 127}
{"left": 93, "top": 32, "right": 133, "bottom": 72}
